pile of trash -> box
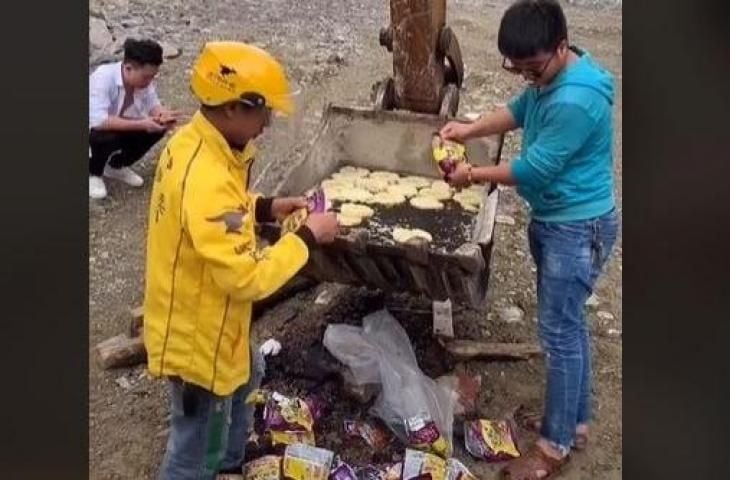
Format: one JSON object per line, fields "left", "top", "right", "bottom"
{"left": 242, "top": 309, "right": 521, "bottom": 479}
{"left": 323, "top": 310, "right": 455, "bottom": 458}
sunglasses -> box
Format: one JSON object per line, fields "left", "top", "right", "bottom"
{"left": 502, "top": 49, "right": 557, "bottom": 79}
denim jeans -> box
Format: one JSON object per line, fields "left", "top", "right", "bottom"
{"left": 158, "top": 350, "right": 265, "bottom": 480}
{"left": 528, "top": 208, "right": 619, "bottom": 454}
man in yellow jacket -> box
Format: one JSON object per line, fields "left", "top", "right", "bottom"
{"left": 143, "top": 41, "right": 338, "bottom": 479}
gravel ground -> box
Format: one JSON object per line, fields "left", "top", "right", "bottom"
{"left": 89, "top": 1, "right": 622, "bottom": 478}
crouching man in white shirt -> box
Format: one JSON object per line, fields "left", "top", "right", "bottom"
{"left": 88, "top": 38, "right": 181, "bottom": 199}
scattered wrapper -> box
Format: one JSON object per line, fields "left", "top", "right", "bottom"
{"left": 405, "top": 414, "right": 451, "bottom": 458}
{"left": 283, "top": 443, "right": 335, "bottom": 480}
{"left": 464, "top": 419, "right": 521, "bottom": 463}
{"left": 244, "top": 455, "right": 282, "bottom": 480}
{"left": 343, "top": 420, "right": 392, "bottom": 452}
{"left": 402, "top": 449, "right": 447, "bottom": 480}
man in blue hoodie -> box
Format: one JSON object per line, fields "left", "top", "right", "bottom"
{"left": 440, "top": 1, "right": 618, "bottom": 477}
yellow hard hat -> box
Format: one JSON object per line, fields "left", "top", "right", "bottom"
{"left": 190, "top": 41, "right": 294, "bottom": 115}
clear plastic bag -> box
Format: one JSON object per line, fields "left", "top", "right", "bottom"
{"left": 323, "top": 309, "right": 455, "bottom": 457}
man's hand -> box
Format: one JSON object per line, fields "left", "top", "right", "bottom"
{"left": 153, "top": 109, "right": 184, "bottom": 125}
{"left": 439, "top": 121, "right": 473, "bottom": 142}
{"left": 139, "top": 118, "right": 167, "bottom": 133}
{"left": 152, "top": 109, "right": 184, "bottom": 132}
{"left": 305, "top": 213, "right": 339, "bottom": 244}
{"left": 271, "top": 196, "right": 308, "bottom": 222}
{"left": 447, "top": 162, "right": 473, "bottom": 188}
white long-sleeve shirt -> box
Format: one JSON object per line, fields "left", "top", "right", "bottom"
{"left": 89, "top": 61, "right": 161, "bottom": 130}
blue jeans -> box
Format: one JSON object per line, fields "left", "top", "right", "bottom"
{"left": 528, "top": 209, "right": 619, "bottom": 454}
{"left": 159, "top": 351, "right": 265, "bottom": 480}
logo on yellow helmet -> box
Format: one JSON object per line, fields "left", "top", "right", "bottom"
{"left": 205, "top": 65, "right": 238, "bottom": 94}
{"left": 220, "top": 65, "right": 237, "bottom": 76}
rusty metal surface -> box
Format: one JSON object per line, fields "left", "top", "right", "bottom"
{"left": 390, "top": 0, "right": 446, "bottom": 114}
{"left": 257, "top": 105, "right": 503, "bottom": 307}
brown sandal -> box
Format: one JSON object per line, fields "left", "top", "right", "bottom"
{"left": 573, "top": 432, "right": 588, "bottom": 451}
{"left": 501, "top": 446, "right": 570, "bottom": 480}
{"left": 513, "top": 405, "right": 589, "bottom": 451}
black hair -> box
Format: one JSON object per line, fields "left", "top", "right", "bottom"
{"left": 123, "top": 38, "right": 163, "bottom": 67}
{"left": 497, "top": 0, "right": 568, "bottom": 60}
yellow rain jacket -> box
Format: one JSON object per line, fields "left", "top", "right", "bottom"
{"left": 143, "top": 111, "right": 311, "bottom": 396}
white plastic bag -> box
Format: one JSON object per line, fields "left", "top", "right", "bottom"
{"left": 323, "top": 309, "right": 455, "bottom": 456}
{"left": 322, "top": 323, "right": 382, "bottom": 385}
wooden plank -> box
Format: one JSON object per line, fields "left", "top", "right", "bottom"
{"left": 95, "top": 333, "right": 146, "bottom": 370}
{"left": 453, "top": 243, "right": 486, "bottom": 273}
{"left": 129, "top": 305, "right": 144, "bottom": 338}
{"left": 472, "top": 188, "right": 499, "bottom": 245}
{"left": 440, "top": 338, "right": 543, "bottom": 361}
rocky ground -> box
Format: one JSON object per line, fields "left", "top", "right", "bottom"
{"left": 89, "top": 0, "right": 622, "bottom": 478}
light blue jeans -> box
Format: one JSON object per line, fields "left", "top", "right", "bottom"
{"left": 528, "top": 209, "right": 619, "bottom": 454}
{"left": 158, "top": 351, "right": 265, "bottom": 480}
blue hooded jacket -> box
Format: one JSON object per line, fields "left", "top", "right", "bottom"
{"left": 508, "top": 48, "right": 615, "bottom": 222}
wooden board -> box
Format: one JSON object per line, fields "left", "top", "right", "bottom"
{"left": 440, "top": 339, "right": 543, "bottom": 361}
{"left": 95, "top": 333, "right": 146, "bottom": 370}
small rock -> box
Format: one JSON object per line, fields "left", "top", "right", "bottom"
{"left": 586, "top": 294, "right": 601, "bottom": 308}
{"left": 121, "top": 17, "right": 144, "bottom": 28}
{"left": 499, "top": 305, "right": 525, "bottom": 324}
{"left": 326, "top": 52, "right": 346, "bottom": 65}
{"left": 314, "top": 289, "right": 333, "bottom": 305}
{"left": 105, "top": 0, "right": 130, "bottom": 11}
{"left": 597, "top": 311, "right": 615, "bottom": 321}
{"left": 156, "top": 427, "right": 170, "bottom": 439}
{"left": 160, "top": 42, "right": 182, "bottom": 59}
{"left": 89, "top": 8, "right": 106, "bottom": 21}
{"left": 89, "top": 16, "right": 114, "bottom": 61}
{"left": 100, "top": 251, "right": 110, "bottom": 259}
{"left": 496, "top": 214, "right": 516, "bottom": 226}
{"left": 115, "top": 376, "right": 132, "bottom": 390}
{"left": 606, "top": 328, "right": 622, "bottom": 337}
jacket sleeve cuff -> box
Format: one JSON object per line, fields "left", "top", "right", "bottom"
{"left": 255, "top": 197, "right": 276, "bottom": 224}
{"left": 294, "top": 225, "right": 317, "bottom": 250}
